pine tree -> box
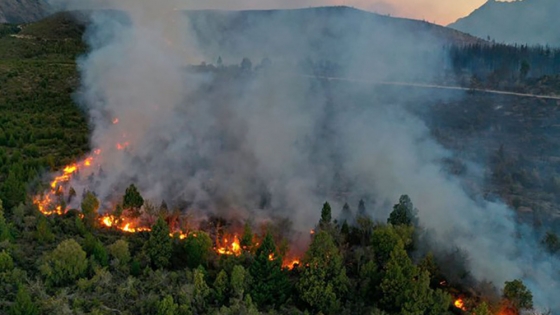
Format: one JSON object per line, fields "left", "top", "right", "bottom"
{"left": 240, "top": 221, "right": 253, "bottom": 251}
{"left": 213, "top": 269, "right": 228, "bottom": 304}
{"left": 193, "top": 267, "right": 210, "bottom": 313}
{"left": 122, "top": 184, "right": 144, "bottom": 217}
{"left": 249, "top": 232, "right": 290, "bottom": 309}
{"left": 296, "top": 230, "right": 349, "bottom": 314}
{"left": 144, "top": 216, "right": 172, "bottom": 269}
{"left": 184, "top": 231, "right": 213, "bottom": 269}
{"left": 387, "top": 195, "right": 418, "bottom": 226}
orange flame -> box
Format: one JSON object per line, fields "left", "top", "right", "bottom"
{"left": 216, "top": 235, "right": 242, "bottom": 256}
{"left": 283, "top": 259, "right": 300, "bottom": 270}
{"left": 454, "top": 298, "right": 467, "bottom": 311}
{"left": 112, "top": 118, "right": 119, "bottom": 124}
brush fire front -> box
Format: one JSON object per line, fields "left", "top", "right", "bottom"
{"left": 33, "top": 156, "right": 302, "bottom": 269}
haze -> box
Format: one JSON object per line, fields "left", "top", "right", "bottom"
{"left": 184, "top": 0, "right": 488, "bottom": 25}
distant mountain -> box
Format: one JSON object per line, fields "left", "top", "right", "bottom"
{"left": 449, "top": 0, "right": 560, "bottom": 47}
{"left": 186, "top": 7, "right": 484, "bottom": 81}
{"left": 0, "top": 0, "right": 49, "bottom": 24}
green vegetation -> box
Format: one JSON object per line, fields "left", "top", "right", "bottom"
{"left": 0, "top": 11, "right": 553, "bottom": 315}
{"left": 0, "top": 14, "right": 88, "bottom": 211}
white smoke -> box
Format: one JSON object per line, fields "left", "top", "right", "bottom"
{"left": 46, "top": 0, "right": 560, "bottom": 311}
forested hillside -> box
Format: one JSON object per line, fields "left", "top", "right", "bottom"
{"left": 0, "top": 10, "right": 558, "bottom": 315}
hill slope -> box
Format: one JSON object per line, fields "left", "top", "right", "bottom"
{"left": 186, "top": 6, "right": 484, "bottom": 81}
{"left": 449, "top": 0, "right": 560, "bottom": 47}
{"left": 0, "top": 0, "right": 49, "bottom": 24}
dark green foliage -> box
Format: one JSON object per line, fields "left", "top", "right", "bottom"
{"left": 81, "top": 191, "right": 99, "bottom": 227}
{"left": 503, "top": 279, "right": 534, "bottom": 311}
{"left": 296, "top": 230, "right": 349, "bottom": 314}
{"left": 144, "top": 217, "right": 172, "bottom": 269}
{"left": 240, "top": 221, "right": 253, "bottom": 251}
{"left": 35, "top": 215, "right": 54, "bottom": 244}
{"left": 123, "top": 184, "right": 144, "bottom": 217}
{"left": 542, "top": 231, "right": 560, "bottom": 254}
{"left": 9, "top": 286, "right": 39, "bottom": 315}
{"left": 1, "top": 164, "right": 26, "bottom": 210}
{"left": 107, "top": 239, "right": 130, "bottom": 268}
{"left": 379, "top": 243, "right": 450, "bottom": 314}
{"left": 213, "top": 269, "right": 228, "bottom": 304}
{"left": 157, "top": 295, "right": 179, "bottom": 315}
{"left": 40, "top": 239, "right": 87, "bottom": 286}
{"left": 319, "top": 202, "right": 332, "bottom": 230}
{"left": 183, "top": 231, "right": 213, "bottom": 269}
{"left": 230, "top": 265, "right": 246, "bottom": 300}
{"left": 193, "top": 267, "right": 210, "bottom": 313}
{"left": 387, "top": 195, "right": 418, "bottom": 226}
{"left": 0, "top": 250, "right": 14, "bottom": 272}
{"left": 0, "top": 199, "right": 12, "bottom": 241}
{"left": 248, "top": 232, "right": 290, "bottom": 309}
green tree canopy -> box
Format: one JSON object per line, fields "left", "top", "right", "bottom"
{"left": 122, "top": 184, "right": 144, "bottom": 217}
{"left": 296, "top": 230, "right": 349, "bottom": 314}
{"left": 9, "top": 286, "right": 39, "bottom": 315}
{"left": 144, "top": 216, "right": 172, "bottom": 269}
{"left": 157, "top": 295, "right": 178, "bottom": 315}
{"left": 503, "top": 279, "right": 533, "bottom": 311}
{"left": 387, "top": 195, "right": 418, "bottom": 226}
{"left": 184, "top": 231, "right": 213, "bottom": 269}
{"left": 0, "top": 199, "right": 12, "bottom": 242}
{"left": 40, "top": 239, "right": 88, "bottom": 286}
{"left": 81, "top": 191, "right": 99, "bottom": 227}
{"left": 249, "top": 232, "right": 290, "bottom": 309}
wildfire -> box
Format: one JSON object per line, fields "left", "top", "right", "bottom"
{"left": 34, "top": 154, "right": 100, "bottom": 216}
{"left": 99, "top": 214, "right": 151, "bottom": 233}
{"left": 283, "top": 259, "right": 300, "bottom": 269}
{"left": 33, "top": 146, "right": 304, "bottom": 269}
{"left": 454, "top": 298, "right": 467, "bottom": 311}
{"left": 216, "top": 235, "right": 242, "bottom": 256}
{"left": 116, "top": 142, "right": 130, "bottom": 150}
{"left": 112, "top": 118, "right": 119, "bottom": 124}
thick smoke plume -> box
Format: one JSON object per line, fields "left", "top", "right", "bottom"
{"left": 47, "top": 0, "right": 559, "bottom": 311}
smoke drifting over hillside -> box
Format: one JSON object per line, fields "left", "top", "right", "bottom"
{"left": 46, "top": 0, "right": 559, "bottom": 311}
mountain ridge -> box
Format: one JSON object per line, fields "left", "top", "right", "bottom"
{"left": 0, "top": 0, "right": 49, "bottom": 24}
{"left": 449, "top": 0, "right": 560, "bottom": 47}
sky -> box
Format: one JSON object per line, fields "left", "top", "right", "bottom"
{"left": 185, "top": 0, "right": 490, "bottom": 25}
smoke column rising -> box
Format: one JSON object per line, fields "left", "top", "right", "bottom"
{"left": 48, "top": 0, "right": 560, "bottom": 311}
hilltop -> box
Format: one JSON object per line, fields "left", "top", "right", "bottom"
{"left": 0, "top": 0, "right": 48, "bottom": 23}
{"left": 449, "top": 0, "right": 560, "bottom": 47}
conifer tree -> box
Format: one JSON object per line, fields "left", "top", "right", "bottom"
{"left": 144, "top": 216, "right": 172, "bottom": 269}
{"left": 249, "top": 232, "right": 290, "bottom": 309}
